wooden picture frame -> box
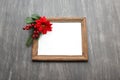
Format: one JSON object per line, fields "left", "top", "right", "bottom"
{"left": 32, "top": 17, "right": 88, "bottom": 61}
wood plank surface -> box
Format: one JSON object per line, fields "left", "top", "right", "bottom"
{"left": 0, "top": 0, "right": 120, "bottom": 80}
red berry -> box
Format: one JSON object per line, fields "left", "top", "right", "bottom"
{"left": 34, "top": 26, "right": 37, "bottom": 28}
{"left": 26, "top": 27, "right": 29, "bottom": 30}
{"left": 34, "top": 30, "right": 37, "bottom": 34}
{"left": 31, "top": 23, "right": 35, "bottom": 26}
{"left": 29, "top": 25, "right": 32, "bottom": 28}
{"left": 23, "top": 26, "right": 28, "bottom": 30}
{"left": 23, "top": 27, "right": 25, "bottom": 30}
{"left": 37, "top": 31, "right": 39, "bottom": 33}
{"left": 35, "top": 33, "right": 39, "bottom": 38}
{"left": 32, "top": 34, "right": 36, "bottom": 38}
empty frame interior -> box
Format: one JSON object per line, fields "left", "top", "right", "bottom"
{"left": 32, "top": 17, "right": 88, "bottom": 61}
{"left": 38, "top": 22, "right": 82, "bottom": 55}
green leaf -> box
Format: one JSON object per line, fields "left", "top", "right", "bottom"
{"left": 26, "top": 29, "right": 34, "bottom": 47}
{"left": 26, "top": 35, "right": 33, "bottom": 47}
{"left": 25, "top": 17, "right": 34, "bottom": 24}
{"left": 31, "top": 14, "right": 40, "bottom": 20}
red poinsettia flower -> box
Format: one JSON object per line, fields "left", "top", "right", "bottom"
{"left": 34, "top": 16, "right": 52, "bottom": 34}
{"left": 23, "top": 14, "right": 52, "bottom": 47}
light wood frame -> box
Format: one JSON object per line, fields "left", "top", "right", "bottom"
{"left": 32, "top": 17, "right": 88, "bottom": 61}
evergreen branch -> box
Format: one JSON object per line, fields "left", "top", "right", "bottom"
{"left": 26, "top": 34, "right": 33, "bottom": 47}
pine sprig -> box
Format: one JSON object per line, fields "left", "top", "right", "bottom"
{"left": 26, "top": 34, "right": 33, "bottom": 47}
{"left": 26, "top": 28, "right": 34, "bottom": 47}
{"left": 26, "top": 32, "right": 41, "bottom": 47}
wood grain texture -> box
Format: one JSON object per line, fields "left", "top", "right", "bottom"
{"left": 0, "top": 0, "right": 120, "bottom": 80}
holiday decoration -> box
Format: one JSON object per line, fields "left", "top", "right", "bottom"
{"left": 23, "top": 14, "right": 52, "bottom": 47}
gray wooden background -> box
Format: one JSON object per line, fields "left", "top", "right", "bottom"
{"left": 0, "top": 0, "right": 120, "bottom": 80}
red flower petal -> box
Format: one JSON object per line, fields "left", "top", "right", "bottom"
{"left": 34, "top": 16, "right": 52, "bottom": 35}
